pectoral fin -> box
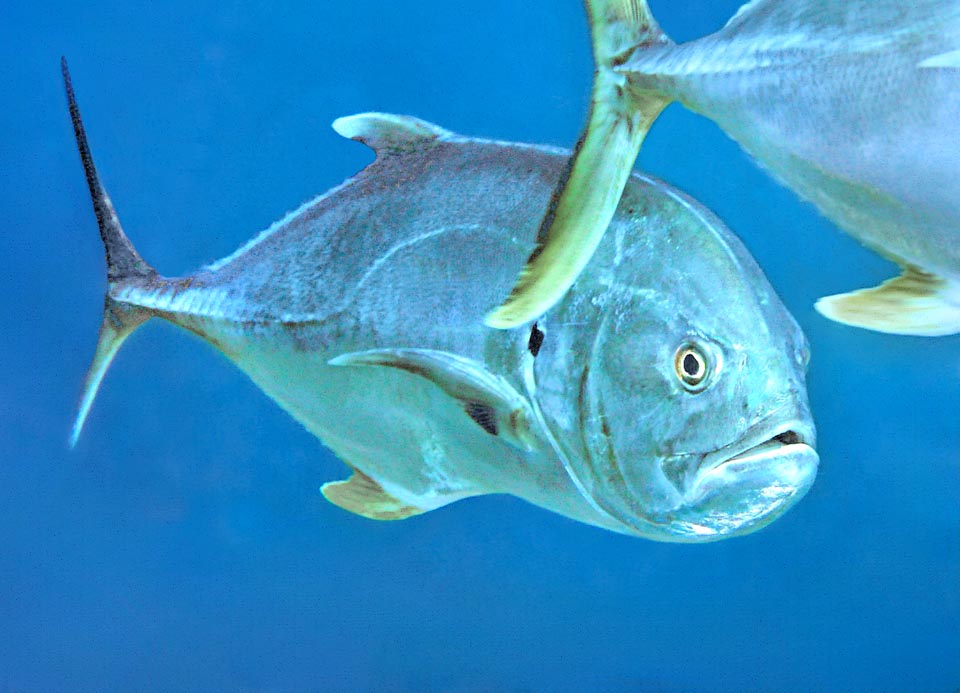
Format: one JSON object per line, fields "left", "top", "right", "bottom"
{"left": 329, "top": 348, "right": 538, "bottom": 451}
{"left": 321, "top": 468, "right": 425, "bottom": 521}
{"left": 485, "top": 0, "right": 671, "bottom": 328}
{"left": 815, "top": 267, "right": 960, "bottom": 336}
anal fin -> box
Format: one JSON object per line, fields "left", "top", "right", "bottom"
{"left": 815, "top": 266, "right": 960, "bottom": 336}
{"left": 321, "top": 468, "right": 425, "bottom": 521}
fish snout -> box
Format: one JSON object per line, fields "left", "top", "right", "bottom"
{"left": 676, "top": 414, "right": 818, "bottom": 538}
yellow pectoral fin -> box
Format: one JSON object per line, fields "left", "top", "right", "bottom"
{"left": 321, "top": 469, "right": 425, "bottom": 521}
{"left": 815, "top": 266, "right": 960, "bottom": 336}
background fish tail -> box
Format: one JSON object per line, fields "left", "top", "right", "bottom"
{"left": 485, "top": 0, "right": 673, "bottom": 328}
{"left": 63, "top": 57, "right": 160, "bottom": 446}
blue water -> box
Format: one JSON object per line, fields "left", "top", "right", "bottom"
{"left": 2, "top": 1, "right": 958, "bottom": 690}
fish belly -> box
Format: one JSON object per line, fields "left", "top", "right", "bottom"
{"left": 199, "top": 321, "right": 488, "bottom": 511}
{"left": 178, "top": 316, "right": 625, "bottom": 529}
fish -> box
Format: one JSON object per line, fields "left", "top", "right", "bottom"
{"left": 488, "top": 0, "right": 960, "bottom": 336}
{"left": 63, "top": 58, "right": 817, "bottom": 542}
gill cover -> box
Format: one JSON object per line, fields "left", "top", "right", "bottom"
{"left": 572, "top": 308, "right": 678, "bottom": 537}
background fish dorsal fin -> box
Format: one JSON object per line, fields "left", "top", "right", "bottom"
{"left": 321, "top": 468, "right": 425, "bottom": 521}
{"left": 332, "top": 113, "right": 451, "bottom": 156}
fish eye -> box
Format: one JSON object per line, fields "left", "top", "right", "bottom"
{"left": 674, "top": 343, "right": 711, "bottom": 391}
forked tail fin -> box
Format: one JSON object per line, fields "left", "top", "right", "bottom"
{"left": 485, "top": 0, "right": 673, "bottom": 328}
{"left": 62, "top": 57, "right": 159, "bottom": 446}
{"left": 70, "top": 299, "right": 153, "bottom": 447}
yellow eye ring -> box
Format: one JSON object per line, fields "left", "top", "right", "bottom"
{"left": 674, "top": 344, "right": 710, "bottom": 390}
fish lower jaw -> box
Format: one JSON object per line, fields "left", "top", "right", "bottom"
{"left": 666, "top": 432, "right": 819, "bottom": 540}
{"left": 691, "top": 441, "right": 816, "bottom": 496}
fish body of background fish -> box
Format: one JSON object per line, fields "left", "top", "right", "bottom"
{"left": 624, "top": 0, "right": 960, "bottom": 325}
{"left": 92, "top": 117, "right": 815, "bottom": 541}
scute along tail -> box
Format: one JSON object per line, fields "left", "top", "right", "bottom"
{"left": 63, "top": 58, "right": 159, "bottom": 446}
{"left": 485, "top": 0, "right": 673, "bottom": 328}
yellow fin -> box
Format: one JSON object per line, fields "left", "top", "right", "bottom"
{"left": 815, "top": 267, "right": 960, "bottom": 336}
{"left": 485, "top": 0, "right": 670, "bottom": 328}
{"left": 585, "top": 0, "right": 663, "bottom": 62}
{"left": 321, "top": 469, "right": 425, "bottom": 521}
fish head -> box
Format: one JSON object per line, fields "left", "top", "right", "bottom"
{"left": 538, "top": 182, "right": 818, "bottom": 542}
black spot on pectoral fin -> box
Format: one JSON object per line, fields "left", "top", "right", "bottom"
{"left": 463, "top": 401, "right": 499, "bottom": 436}
{"left": 528, "top": 322, "right": 545, "bottom": 357}
{"left": 329, "top": 347, "right": 538, "bottom": 450}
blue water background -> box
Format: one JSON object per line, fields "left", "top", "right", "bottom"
{"left": 2, "top": 1, "right": 958, "bottom": 690}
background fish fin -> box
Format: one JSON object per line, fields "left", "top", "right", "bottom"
{"left": 585, "top": 0, "right": 667, "bottom": 63}
{"left": 329, "top": 348, "right": 539, "bottom": 451}
{"left": 815, "top": 266, "right": 960, "bottom": 336}
{"left": 321, "top": 469, "right": 425, "bottom": 521}
{"left": 484, "top": 0, "right": 671, "bottom": 328}
{"left": 332, "top": 113, "right": 451, "bottom": 156}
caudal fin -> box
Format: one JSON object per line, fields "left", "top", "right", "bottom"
{"left": 62, "top": 58, "right": 159, "bottom": 446}
{"left": 485, "top": 0, "right": 672, "bottom": 328}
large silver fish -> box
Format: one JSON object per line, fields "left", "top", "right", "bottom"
{"left": 488, "top": 0, "right": 960, "bottom": 336}
{"left": 64, "top": 61, "right": 817, "bottom": 542}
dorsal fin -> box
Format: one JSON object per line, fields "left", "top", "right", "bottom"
{"left": 332, "top": 112, "right": 451, "bottom": 156}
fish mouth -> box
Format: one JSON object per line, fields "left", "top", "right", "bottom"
{"left": 697, "top": 423, "right": 814, "bottom": 478}
{"left": 715, "top": 428, "right": 809, "bottom": 469}
{"left": 672, "top": 420, "right": 819, "bottom": 539}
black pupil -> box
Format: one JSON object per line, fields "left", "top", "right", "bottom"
{"left": 683, "top": 352, "right": 701, "bottom": 377}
